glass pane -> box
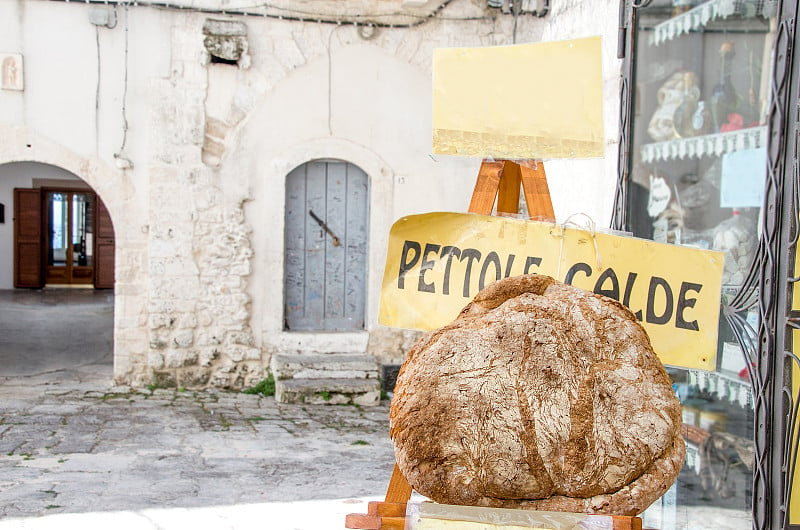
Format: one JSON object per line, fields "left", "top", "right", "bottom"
{"left": 47, "top": 192, "right": 68, "bottom": 267}
{"left": 72, "top": 193, "right": 93, "bottom": 267}
{"left": 627, "top": 1, "right": 777, "bottom": 527}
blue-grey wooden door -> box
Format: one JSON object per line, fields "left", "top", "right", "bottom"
{"left": 284, "top": 160, "right": 369, "bottom": 331}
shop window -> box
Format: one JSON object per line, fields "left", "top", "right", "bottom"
{"left": 619, "top": 1, "right": 779, "bottom": 526}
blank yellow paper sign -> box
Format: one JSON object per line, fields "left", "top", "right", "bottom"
{"left": 432, "top": 36, "right": 604, "bottom": 159}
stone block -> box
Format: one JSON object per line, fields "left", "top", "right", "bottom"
{"left": 202, "top": 137, "right": 225, "bottom": 158}
{"left": 198, "top": 348, "right": 221, "bottom": 367}
{"left": 271, "top": 353, "right": 379, "bottom": 380}
{"left": 151, "top": 371, "right": 178, "bottom": 389}
{"left": 275, "top": 378, "right": 381, "bottom": 406}
{"left": 172, "top": 330, "right": 194, "bottom": 348}
{"left": 149, "top": 337, "right": 168, "bottom": 350}
{"left": 148, "top": 299, "right": 178, "bottom": 314}
{"left": 204, "top": 117, "right": 230, "bottom": 141}
{"left": 148, "top": 352, "right": 165, "bottom": 370}
{"left": 177, "top": 367, "right": 211, "bottom": 388}
{"left": 203, "top": 18, "right": 248, "bottom": 37}
{"left": 226, "top": 346, "right": 246, "bottom": 363}
{"left": 148, "top": 314, "right": 170, "bottom": 329}
{"left": 225, "top": 331, "right": 254, "bottom": 346}
{"left": 164, "top": 349, "right": 198, "bottom": 368}
{"left": 242, "top": 347, "right": 262, "bottom": 361}
{"left": 175, "top": 312, "right": 198, "bottom": 329}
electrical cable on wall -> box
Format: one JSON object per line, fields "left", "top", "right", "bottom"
{"left": 89, "top": 5, "right": 118, "bottom": 156}
{"left": 327, "top": 24, "right": 338, "bottom": 137}
{"left": 95, "top": 25, "right": 101, "bottom": 153}
{"left": 114, "top": 3, "right": 133, "bottom": 169}
{"left": 47, "top": 0, "right": 547, "bottom": 28}
{"left": 53, "top": 0, "right": 460, "bottom": 27}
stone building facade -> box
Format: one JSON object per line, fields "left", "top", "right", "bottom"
{"left": 0, "top": 0, "right": 622, "bottom": 390}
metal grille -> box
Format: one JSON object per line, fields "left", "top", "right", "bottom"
{"left": 615, "top": 1, "right": 800, "bottom": 527}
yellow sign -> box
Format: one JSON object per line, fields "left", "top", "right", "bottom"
{"left": 379, "top": 212, "right": 724, "bottom": 371}
{"left": 432, "top": 36, "right": 604, "bottom": 159}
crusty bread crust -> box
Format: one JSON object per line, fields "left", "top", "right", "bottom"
{"left": 389, "top": 275, "right": 684, "bottom": 515}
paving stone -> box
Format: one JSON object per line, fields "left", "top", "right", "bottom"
{"left": 49, "top": 438, "right": 98, "bottom": 454}
{"left": 0, "top": 400, "right": 33, "bottom": 414}
{"left": 4, "top": 414, "right": 64, "bottom": 426}
{"left": 0, "top": 349, "right": 395, "bottom": 527}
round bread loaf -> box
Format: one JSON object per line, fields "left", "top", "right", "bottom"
{"left": 389, "top": 274, "right": 685, "bottom": 516}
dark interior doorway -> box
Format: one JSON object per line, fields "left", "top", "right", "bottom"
{"left": 14, "top": 188, "right": 115, "bottom": 289}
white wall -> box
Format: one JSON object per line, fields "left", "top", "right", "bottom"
{"left": 0, "top": 0, "right": 625, "bottom": 387}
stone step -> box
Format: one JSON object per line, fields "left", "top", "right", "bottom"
{"left": 270, "top": 353, "right": 379, "bottom": 380}
{"left": 274, "top": 377, "right": 381, "bottom": 406}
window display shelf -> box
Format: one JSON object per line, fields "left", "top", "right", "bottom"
{"left": 688, "top": 368, "right": 752, "bottom": 407}
{"left": 685, "top": 441, "right": 701, "bottom": 473}
{"left": 649, "top": 0, "right": 769, "bottom": 46}
{"left": 625, "top": 0, "right": 773, "bottom": 521}
{"left": 640, "top": 125, "right": 766, "bottom": 163}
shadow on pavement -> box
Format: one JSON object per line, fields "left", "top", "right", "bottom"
{"left": 0, "top": 289, "right": 114, "bottom": 381}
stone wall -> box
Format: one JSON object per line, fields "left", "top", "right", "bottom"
{"left": 143, "top": 21, "right": 262, "bottom": 388}
{"left": 0, "top": 0, "right": 623, "bottom": 389}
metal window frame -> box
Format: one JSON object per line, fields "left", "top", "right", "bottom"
{"left": 614, "top": 1, "right": 800, "bottom": 528}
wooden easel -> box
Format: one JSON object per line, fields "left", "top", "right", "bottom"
{"left": 467, "top": 158, "right": 555, "bottom": 221}
{"left": 345, "top": 160, "right": 641, "bottom": 530}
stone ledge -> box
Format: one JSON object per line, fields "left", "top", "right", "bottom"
{"left": 275, "top": 378, "right": 381, "bottom": 406}
{"left": 271, "top": 353, "right": 379, "bottom": 380}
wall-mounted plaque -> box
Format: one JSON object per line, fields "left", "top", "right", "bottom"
{"left": 0, "top": 53, "right": 23, "bottom": 91}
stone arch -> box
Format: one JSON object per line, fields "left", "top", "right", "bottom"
{"left": 278, "top": 138, "right": 394, "bottom": 315}
{"left": 283, "top": 159, "right": 370, "bottom": 332}
{"left": 0, "top": 125, "right": 127, "bottom": 289}
{"left": 201, "top": 34, "right": 435, "bottom": 169}
{"left": 276, "top": 137, "right": 394, "bottom": 189}
{"left": 219, "top": 34, "right": 460, "bottom": 363}
{"left": 0, "top": 125, "right": 125, "bottom": 218}
{"left": 245, "top": 137, "right": 394, "bottom": 355}
{"left": 0, "top": 123, "right": 145, "bottom": 384}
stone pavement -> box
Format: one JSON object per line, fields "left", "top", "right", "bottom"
{"left": 0, "top": 289, "right": 398, "bottom": 529}
{"left": 0, "top": 290, "right": 756, "bottom": 530}
{"left": 0, "top": 369, "right": 397, "bottom": 529}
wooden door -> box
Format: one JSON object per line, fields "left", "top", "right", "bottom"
{"left": 94, "top": 198, "right": 115, "bottom": 289}
{"left": 13, "top": 188, "right": 43, "bottom": 288}
{"left": 284, "top": 161, "right": 369, "bottom": 331}
{"left": 44, "top": 191, "right": 94, "bottom": 285}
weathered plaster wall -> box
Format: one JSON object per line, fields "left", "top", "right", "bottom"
{"left": 0, "top": 0, "right": 623, "bottom": 387}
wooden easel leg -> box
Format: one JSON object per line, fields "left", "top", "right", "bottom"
{"left": 468, "top": 160, "right": 505, "bottom": 215}
{"left": 345, "top": 463, "right": 412, "bottom": 529}
{"left": 496, "top": 161, "right": 522, "bottom": 216}
{"left": 384, "top": 463, "right": 413, "bottom": 503}
{"left": 469, "top": 159, "right": 554, "bottom": 220}
{"left": 519, "top": 159, "right": 555, "bottom": 222}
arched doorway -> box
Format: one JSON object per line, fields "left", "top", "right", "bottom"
{"left": 0, "top": 161, "right": 115, "bottom": 379}
{"left": 3, "top": 162, "right": 115, "bottom": 289}
{"left": 283, "top": 160, "right": 369, "bottom": 331}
